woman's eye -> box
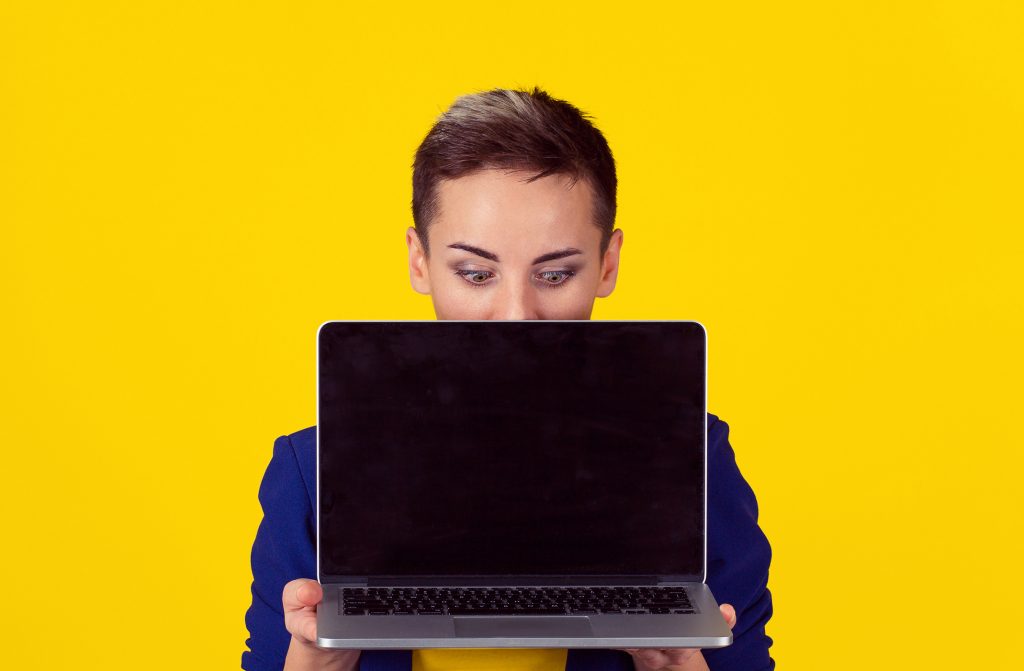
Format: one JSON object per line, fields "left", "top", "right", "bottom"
{"left": 537, "top": 270, "right": 576, "bottom": 286}
{"left": 455, "top": 269, "right": 494, "bottom": 286}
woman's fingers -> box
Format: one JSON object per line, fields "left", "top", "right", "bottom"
{"left": 625, "top": 647, "right": 698, "bottom": 670}
{"left": 300, "top": 612, "right": 318, "bottom": 644}
{"left": 664, "top": 648, "right": 699, "bottom": 665}
{"left": 636, "top": 648, "right": 671, "bottom": 668}
{"left": 720, "top": 603, "right": 737, "bottom": 629}
{"left": 283, "top": 578, "right": 323, "bottom": 644}
{"left": 284, "top": 578, "right": 322, "bottom": 611}
{"left": 617, "top": 604, "right": 737, "bottom": 669}
{"left": 296, "top": 580, "right": 322, "bottom": 607}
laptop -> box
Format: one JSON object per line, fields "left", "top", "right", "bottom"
{"left": 315, "top": 320, "right": 733, "bottom": 649}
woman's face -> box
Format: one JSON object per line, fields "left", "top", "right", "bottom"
{"left": 406, "top": 169, "right": 623, "bottom": 320}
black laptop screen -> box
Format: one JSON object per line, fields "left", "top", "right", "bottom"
{"left": 318, "top": 321, "right": 706, "bottom": 580}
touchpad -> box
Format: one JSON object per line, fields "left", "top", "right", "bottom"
{"left": 454, "top": 616, "right": 593, "bottom": 638}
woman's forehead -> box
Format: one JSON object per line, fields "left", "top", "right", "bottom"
{"left": 432, "top": 169, "right": 601, "bottom": 258}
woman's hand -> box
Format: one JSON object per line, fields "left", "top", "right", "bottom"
{"left": 282, "top": 578, "right": 361, "bottom": 671}
{"left": 619, "top": 604, "right": 736, "bottom": 671}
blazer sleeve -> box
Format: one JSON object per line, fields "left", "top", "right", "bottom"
{"left": 242, "top": 433, "right": 318, "bottom": 671}
{"left": 702, "top": 415, "right": 775, "bottom": 671}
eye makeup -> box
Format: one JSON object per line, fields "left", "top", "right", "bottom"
{"left": 449, "top": 265, "right": 582, "bottom": 289}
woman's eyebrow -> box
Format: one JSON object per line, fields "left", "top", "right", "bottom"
{"left": 448, "top": 243, "right": 499, "bottom": 262}
{"left": 531, "top": 247, "right": 583, "bottom": 264}
{"left": 447, "top": 242, "right": 583, "bottom": 265}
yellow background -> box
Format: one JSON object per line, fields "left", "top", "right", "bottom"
{"left": 2, "top": 1, "right": 1022, "bottom": 668}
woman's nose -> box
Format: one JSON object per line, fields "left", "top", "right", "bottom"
{"left": 491, "top": 284, "right": 539, "bottom": 320}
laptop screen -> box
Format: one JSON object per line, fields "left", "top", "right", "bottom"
{"left": 318, "top": 321, "right": 706, "bottom": 581}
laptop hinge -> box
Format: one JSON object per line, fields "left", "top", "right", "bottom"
{"left": 323, "top": 575, "right": 700, "bottom": 586}
{"left": 360, "top": 576, "right": 667, "bottom": 587}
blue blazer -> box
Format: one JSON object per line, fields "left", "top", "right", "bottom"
{"left": 242, "top": 413, "right": 775, "bottom": 670}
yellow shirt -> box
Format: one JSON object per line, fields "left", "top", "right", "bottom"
{"left": 413, "top": 649, "right": 568, "bottom": 671}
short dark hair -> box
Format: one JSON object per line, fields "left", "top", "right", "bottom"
{"left": 412, "top": 87, "right": 617, "bottom": 257}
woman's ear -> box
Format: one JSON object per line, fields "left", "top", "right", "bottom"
{"left": 406, "top": 226, "right": 432, "bottom": 295}
{"left": 595, "top": 228, "right": 623, "bottom": 298}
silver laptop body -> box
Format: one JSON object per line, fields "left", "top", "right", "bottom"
{"left": 316, "top": 320, "right": 733, "bottom": 649}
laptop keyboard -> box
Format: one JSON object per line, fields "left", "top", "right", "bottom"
{"left": 341, "top": 586, "right": 694, "bottom": 616}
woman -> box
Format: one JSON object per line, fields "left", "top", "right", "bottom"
{"left": 242, "top": 87, "right": 774, "bottom": 671}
